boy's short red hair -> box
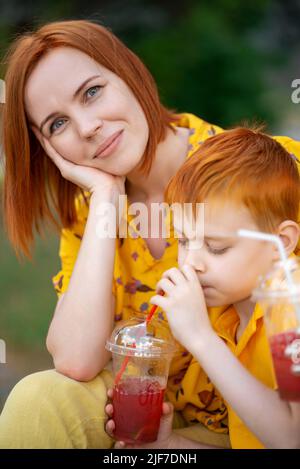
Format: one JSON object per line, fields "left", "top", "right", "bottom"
{"left": 166, "top": 127, "right": 300, "bottom": 232}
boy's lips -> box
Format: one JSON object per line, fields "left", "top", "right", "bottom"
{"left": 200, "top": 283, "right": 214, "bottom": 291}
{"left": 93, "top": 130, "right": 123, "bottom": 159}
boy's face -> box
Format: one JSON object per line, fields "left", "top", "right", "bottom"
{"left": 174, "top": 200, "right": 275, "bottom": 307}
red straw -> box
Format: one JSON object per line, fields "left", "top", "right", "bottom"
{"left": 145, "top": 301, "right": 161, "bottom": 324}
{"left": 114, "top": 344, "right": 136, "bottom": 386}
{"left": 114, "top": 292, "right": 165, "bottom": 386}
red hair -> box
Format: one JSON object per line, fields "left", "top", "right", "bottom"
{"left": 166, "top": 127, "right": 300, "bottom": 231}
{"left": 2, "top": 20, "right": 178, "bottom": 258}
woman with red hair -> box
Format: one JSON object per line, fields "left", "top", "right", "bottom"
{"left": 0, "top": 20, "right": 299, "bottom": 448}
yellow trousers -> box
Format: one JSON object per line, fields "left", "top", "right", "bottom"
{"left": 0, "top": 369, "right": 231, "bottom": 449}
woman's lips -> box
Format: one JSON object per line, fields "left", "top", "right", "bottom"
{"left": 94, "top": 130, "right": 123, "bottom": 159}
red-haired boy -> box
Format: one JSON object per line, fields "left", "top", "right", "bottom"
{"left": 107, "top": 128, "right": 300, "bottom": 449}
{"left": 151, "top": 128, "right": 300, "bottom": 448}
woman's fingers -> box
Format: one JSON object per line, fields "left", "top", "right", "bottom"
{"left": 105, "top": 403, "right": 114, "bottom": 417}
{"left": 162, "top": 401, "right": 173, "bottom": 415}
{"left": 105, "top": 418, "right": 115, "bottom": 437}
{"left": 114, "top": 441, "right": 126, "bottom": 449}
{"left": 31, "top": 126, "right": 125, "bottom": 196}
{"left": 155, "top": 402, "right": 174, "bottom": 441}
{"left": 105, "top": 389, "right": 114, "bottom": 418}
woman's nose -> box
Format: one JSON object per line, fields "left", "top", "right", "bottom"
{"left": 78, "top": 118, "right": 103, "bottom": 139}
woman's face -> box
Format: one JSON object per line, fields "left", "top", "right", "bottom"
{"left": 24, "top": 47, "right": 149, "bottom": 176}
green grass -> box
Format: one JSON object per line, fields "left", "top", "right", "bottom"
{"left": 0, "top": 216, "right": 60, "bottom": 350}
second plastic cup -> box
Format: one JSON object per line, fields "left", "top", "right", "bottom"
{"left": 252, "top": 258, "right": 300, "bottom": 402}
{"left": 106, "top": 317, "right": 175, "bottom": 443}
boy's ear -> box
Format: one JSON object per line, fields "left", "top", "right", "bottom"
{"left": 276, "top": 220, "right": 300, "bottom": 258}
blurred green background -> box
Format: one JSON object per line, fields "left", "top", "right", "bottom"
{"left": 0, "top": 0, "right": 300, "bottom": 406}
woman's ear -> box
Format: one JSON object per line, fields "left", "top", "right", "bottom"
{"left": 276, "top": 220, "right": 300, "bottom": 258}
{"left": 30, "top": 124, "right": 44, "bottom": 149}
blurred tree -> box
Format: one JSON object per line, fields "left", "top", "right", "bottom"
{"left": 1, "top": 0, "right": 299, "bottom": 128}
{"left": 0, "top": 1, "right": 285, "bottom": 125}
{"left": 130, "top": 0, "right": 276, "bottom": 128}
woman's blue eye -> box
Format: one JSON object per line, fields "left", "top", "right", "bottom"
{"left": 50, "top": 118, "right": 66, "bottom": 134}
{"left": 49, "top": 86, "right": 101, "bottom": 134}
{"left": 85, "top": 85, "right": 101, "bottom": 99}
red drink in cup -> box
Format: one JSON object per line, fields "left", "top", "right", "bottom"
{"left": 269, "top": 330, "right": 300, "bottom": 401}
{"left": 113, "top": 378, "right": 165, "bottom": 443}
{"left": 106, "top": 317, "right": 175, "bottom": 443}
{"left": 253, "top": 258, "right": 300, "bottom": 402}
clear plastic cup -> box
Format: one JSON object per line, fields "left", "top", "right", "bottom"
{"left": 252, "top": 257, "right": 300, "bottom": 401}
{"left": 106, "top": 316, "right": 176, "bottom": 443}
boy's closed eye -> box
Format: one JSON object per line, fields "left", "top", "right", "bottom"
{"left": 206, "top": 242, "right": 230, "bottom": 255}
{"left": 178, "top": 237, "right": 230, "bottom": 255}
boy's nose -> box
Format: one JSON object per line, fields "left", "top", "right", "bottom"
{"left": 185, "top": 247, "right": 206, "bottom": 273}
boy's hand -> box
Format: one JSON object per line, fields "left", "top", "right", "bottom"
{"left": 150, "top": 264, "right": 214, "bottom": 350}
{"left": 105, "top": 389, "right": 176, "bottom": 449}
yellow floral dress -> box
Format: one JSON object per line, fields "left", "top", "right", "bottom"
{"left": 52, "top": 113, "right": 300, "bottom": 434}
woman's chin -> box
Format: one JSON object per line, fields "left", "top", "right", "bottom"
{"left": 92, "top": 156, "right": 139, "bottom": 177}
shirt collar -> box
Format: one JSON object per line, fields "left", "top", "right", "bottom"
{"left": 212, "top": 302, "right": 264, "bottom": 353}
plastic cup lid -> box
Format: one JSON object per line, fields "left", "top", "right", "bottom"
{"left": 252, "top": 258, "right": 300, "bottom": 302}
{"left": 106, "top": 317, "right": 176, "bottom": 357}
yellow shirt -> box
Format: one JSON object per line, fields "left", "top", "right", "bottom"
{"left": 213, "top": 303, "right": 277, "bottom": 449}
{"left": 52, "top": 113, "right": 300, "bottom": 436}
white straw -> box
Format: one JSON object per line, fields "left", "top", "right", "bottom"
{"left": 237, "top": 229, "right": 300, "bottom": 325}
{"left": 237, "top": 229, "right": 295, "bottom": 291}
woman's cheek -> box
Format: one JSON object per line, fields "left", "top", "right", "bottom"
{"left": 52, "top": 133, "right": 81, "bottom": 163}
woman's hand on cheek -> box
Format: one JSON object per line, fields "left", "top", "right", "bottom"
{"left": 150, "top": 264, "right": 213, "bottom": 350}
{"left": 30, "top": 125, "right": 125, "bottom": 198}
